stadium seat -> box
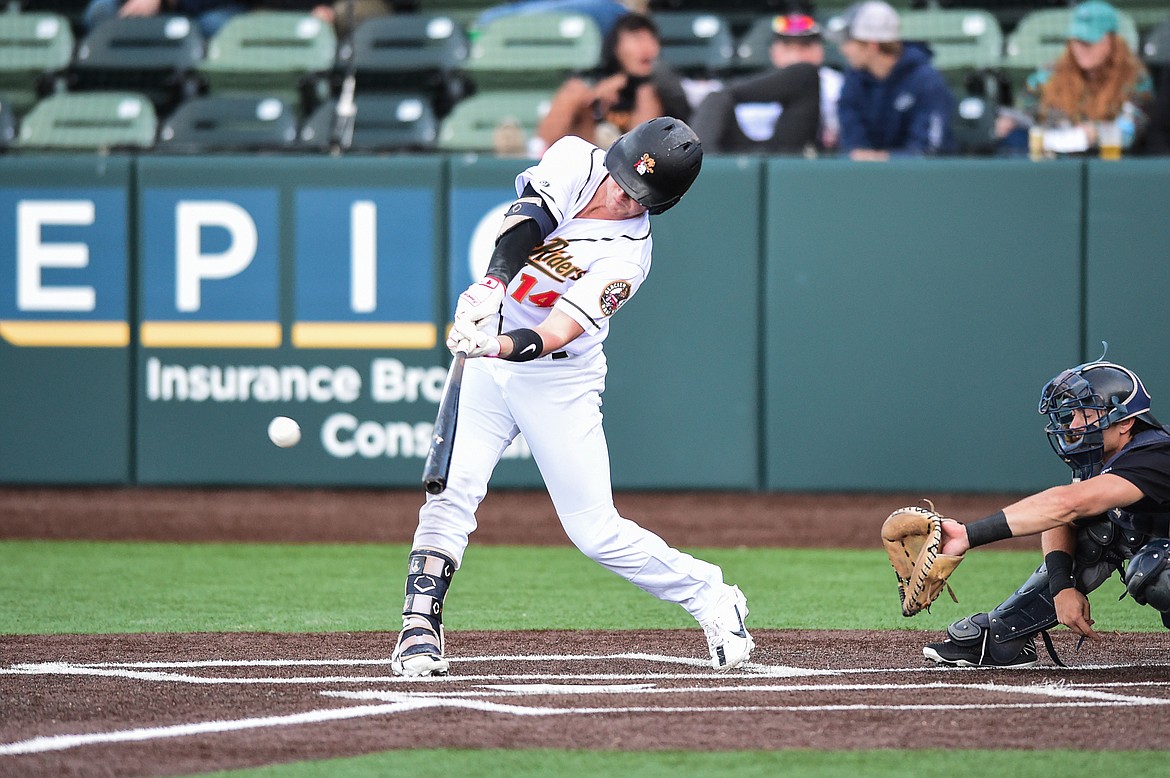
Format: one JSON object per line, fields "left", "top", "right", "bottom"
{"left": 198, "top": 11, "right": 336, "bottom": 114}
{"left": 70, "top": 16, "right": 205, "bottom": 115}
{"left": 1005, "top": 7, "right": 1140, "bottom": 73}
{"left": 342, "top": 14, "right": 470, "bottom": 116}
{"left": 465, "top": 11, "right": 602, "bottom": 90}
{"left": 0, "top": 95, "right": 15, "bottom": 150}
{"left": 437, "top": 89, "right": 551, "bottom": 152}
{"left": 14, "top": 91, "right": 156, "bottom": 150}
{"left": 652, "top": 11, "right": 736, "bottom": 78}
{"left": 1142, "top": 14, "right": 1170, "bottom": 68}
{"left": 300, "top": 93, "right": 437, "bottom": 152}
{"left": 899, "top": 9, "right": 1004, "bottom": 71}
{"left": 732, "top": 14, "right": 777, "bottom": 74}
{"left": 156, "top": 95, "right": 298, "bottom": 152}
{"left": 0, "top": 12, "right": 74, "bottom": 115}
{"left": 951, "top": 95, "right": 998, "bottom": 155}
{"left": 16, "top": 0, "right": 89, "bottom": 38}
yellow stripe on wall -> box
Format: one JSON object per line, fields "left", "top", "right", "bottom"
{"left": 292, "top": 322, "right": 437, "bottom": 349}
{"left": 0, "top": 321, "right": 131, "bottom": 347}
{"left": 140, "top": 322, "right": 282, "bottom": 348}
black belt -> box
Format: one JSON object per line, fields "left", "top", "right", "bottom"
{"left": 551, "top": 351, "right": 569, "bottom": 360}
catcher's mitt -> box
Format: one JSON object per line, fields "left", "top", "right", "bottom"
{"left": 881, "top": 501, "right": 963, "bottom": 617}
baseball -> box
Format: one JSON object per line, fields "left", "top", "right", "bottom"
{"left": 267, "top": 416, "right": 301, "bottom": 448}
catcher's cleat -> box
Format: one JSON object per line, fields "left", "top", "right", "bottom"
{"left": 701, "top": 584, "right": 754, "bottom": 672}
{"left": 391, "top": 616, "right": 449, "bottom": 677}
{"left": 923, "top": 635, "right": 1038, "bottom": 668}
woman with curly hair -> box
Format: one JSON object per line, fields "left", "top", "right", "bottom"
{"left": 1001, "top": 1, "right": 1153, "bottom": 154}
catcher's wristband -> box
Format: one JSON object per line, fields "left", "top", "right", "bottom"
{"left": 1045, "top": 550, "right": 1076, "bottom": 596}
{"left": 965, "top": 510, "right": 1012, "bottom": 548}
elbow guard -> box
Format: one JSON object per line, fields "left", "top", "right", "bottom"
{"left": 486, "top": 186, "right": 556, "bottom": 285}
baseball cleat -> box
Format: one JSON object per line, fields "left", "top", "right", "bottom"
{"left": 923, "top": 636, "right": 1038, "bottom": 668}
{"left": 391, "top": 620, "right": 449, "bottom": 677}
{"left": 701, "top": 584, "right": 754, "bottom": 672}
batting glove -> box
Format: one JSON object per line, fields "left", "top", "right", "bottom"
{"left": 448, "top": 317, "right": 500, "bottom": 359}
{"left": 454, "top": 276, "right": 505, "bottom": 330}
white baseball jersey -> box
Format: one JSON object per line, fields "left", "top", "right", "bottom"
{"left": 502, "top": 136, "right": 654, "bottom": 358}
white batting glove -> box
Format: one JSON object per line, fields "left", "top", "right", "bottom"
{"left": 454, "top": 276, "right": 505, "bottom": 330}
{"left": 448, "top": 317, "right": 500, "bottom": 359}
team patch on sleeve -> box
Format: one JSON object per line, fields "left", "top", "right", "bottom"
{"left": 599, "top": 281, "right": 632, "bottom": 316}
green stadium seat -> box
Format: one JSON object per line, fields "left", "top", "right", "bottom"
{"left": 0, "top": 12, "right": 73, "bottom": 115}
{"left": 899, "top": 8, "right": 1004, "bottom": 71}
{"left": 1141, "top": 13, "right": 1170, "bottom": 67}
{"left": 465, "top": 11, "right": 601, "bottom": 90}
{"left": 732, "top": 14, "right": 776, "bottom": 74}
{"left": 156, "top": 95, "right": 298, "bottom": 153}
{"left": 653, "top": 11, "right": 736, "bottom": 77}
{"left": 343, "top": 14, "right": 470, "bottom": 116}
{"left": 198, "top": 11, "right": 336, "bottom": 114}
{"left": 437, "top": 89, "right": 552, "bottom": 152}
{"left": 15, "top": 91, "right": 157, "bottom": 151}
{"left": 70, "top": 16, "right": 205, "bottom": 115}
{"left": 300, "top": 93, "right": 438, "bottom": 152}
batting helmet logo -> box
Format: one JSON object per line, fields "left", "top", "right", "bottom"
{"left": 634, "top": 153, "right": 655, "bottom": 176}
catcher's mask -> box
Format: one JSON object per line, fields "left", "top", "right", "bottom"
{"left": 1039, "top": 360, "right": 1160, "bottom": 480}
{"left": 604, "top": 116, "right": 703, "bottom": 215}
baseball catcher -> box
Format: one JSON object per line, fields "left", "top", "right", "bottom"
{"left": 882, "top": 502, "right": 962, "bottom": 616}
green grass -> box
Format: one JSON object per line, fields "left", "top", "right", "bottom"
{"left": 0, "top": 540, "right": 1162, "bottom": 634}
{"left": 5, "top": 540, "right": 1164, "bottom": 777}
{"left": 199, "top": 748, "right": 1170, "bottom": 777}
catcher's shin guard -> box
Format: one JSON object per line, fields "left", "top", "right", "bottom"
{"left": 391, "top": 548, "right": 456, "bottom": 677}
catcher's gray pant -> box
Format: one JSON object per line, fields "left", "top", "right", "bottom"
{"left": 411, "top": 353, "right": 729, "bottom": 623}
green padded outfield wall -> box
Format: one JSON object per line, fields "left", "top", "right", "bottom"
{"left": 1083, "top": 159, "right": 1170, "bottom": 408}
{"left": 604, "top": 156, "right": 762, "bottom": 489}
{"left": 0, "top": 157, "right": 133, "bottom": 484}
{"left": 763, "top": 159, "right": 1082, "bottom": 492}
{"left": 133, "top": 156, "right": 449, "bottom": 486}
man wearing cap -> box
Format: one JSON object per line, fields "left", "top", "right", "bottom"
{"left": 830, "top": 0, "right": 954, "bottom": 159}
{"left": 689, "top": 14, "right": 843, "bottom": 154}
{"left": 999, "top": 0, "right": 1152, "bottom": 155}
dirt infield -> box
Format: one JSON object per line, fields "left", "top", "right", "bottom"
{"left": 9, "top": 487, "right": 1167, "bottom": 776}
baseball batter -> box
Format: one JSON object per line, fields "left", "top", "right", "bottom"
{"left": 391, "top": 117, "right": 754, "bottom": 677}
{"left": 921, "top": 357, "right": 1170, "bottom": 667}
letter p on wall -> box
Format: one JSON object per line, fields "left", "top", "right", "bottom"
{"left": 175, "top": 201, "right": 258, "bottom": 312}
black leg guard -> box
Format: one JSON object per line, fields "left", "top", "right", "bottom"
{"left": 941, "top": 518, "right": 1136, "bottom": 666}
{"left": 392, "top": 549, "right": 456, "bottom": 676}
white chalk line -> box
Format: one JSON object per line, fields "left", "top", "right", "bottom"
{"left": 3, "top": 653, "right": 1169, "bottom": 757}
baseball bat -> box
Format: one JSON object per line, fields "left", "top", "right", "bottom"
{"left": 422, "top": 351, "right": 467, "bottom": 495}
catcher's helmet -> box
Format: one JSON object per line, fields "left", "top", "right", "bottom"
{"left": 604, "top": 116, "right": 702, "bottom": 215}
{"left": 1039, "top": 360, "right": 1160, "bottom": 479}
{"left": 1124, "top": 539, "right": 1170, "bottom": 613}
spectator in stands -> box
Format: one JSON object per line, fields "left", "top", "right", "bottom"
{"left": 998, "top": 1, "right": 1153, "bottom": 155}
{"left": 689, "top": 14, "right": 842, "bottom": 155}
{"left": 534, "top": 12, "right": 688, "bottom": 155}
{"left": 84, "top": 0, "right": 248, "bottom": 39}
{"left": 830, "top": 0, "right": 954, "bottom": 159}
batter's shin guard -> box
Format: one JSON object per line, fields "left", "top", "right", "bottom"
{"left": 391, "top": 548, "right": 456, "bottom": 677}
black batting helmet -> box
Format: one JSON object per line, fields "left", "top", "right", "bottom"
{"left": 604, "top": 116, "right": 703, "bottom": 215}
{"left": 1039, "top": 360, "right": 1160, "bottom": 479}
